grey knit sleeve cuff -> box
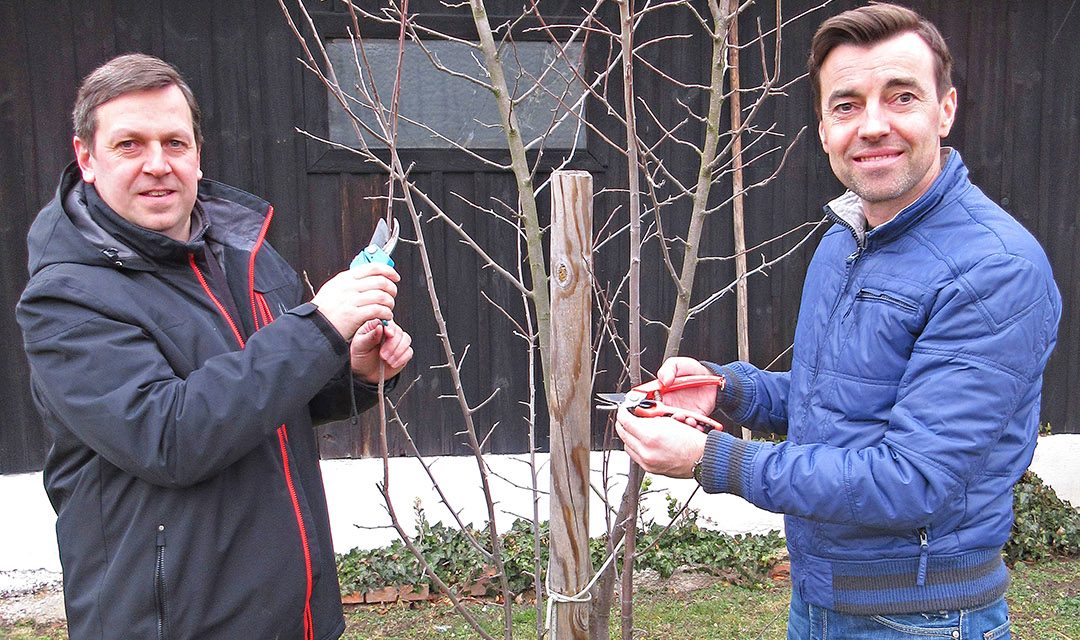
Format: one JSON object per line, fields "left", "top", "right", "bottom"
{"left": 696, "top": 429, "right": 764, "bottom": 500}
{"left": 701, "top": 361, "right": 751, "bottom": 422}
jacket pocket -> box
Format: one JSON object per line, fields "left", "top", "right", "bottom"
{"left": 844, "top": 288, "right": 920, "bottom": 319}
{"left": 154, "top": 524, "right": 169, "bottom": 640}
{"left": 856, "top": 288, "right": 919, "bottom": 311}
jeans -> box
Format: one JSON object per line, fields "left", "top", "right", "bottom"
{"left": 786, "top": 588, "right": 1011, "bottom": 639}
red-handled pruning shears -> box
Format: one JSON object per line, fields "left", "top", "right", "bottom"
{"left": 596, "top": 374, "right": 726, "bottom": 433}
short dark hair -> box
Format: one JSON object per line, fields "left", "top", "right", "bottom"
{"left": 808, "top": 3, "right": 953, "bottom": 118}
{"left": 72, "top": 53, "right": 203, "bottom": 148}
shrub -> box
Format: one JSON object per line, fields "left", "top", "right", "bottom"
{"left": 1004, "top": 470, "right": 1080, "bottom": 565}
{"left": 335, "top": 500, "right": 785, "bottom": 597}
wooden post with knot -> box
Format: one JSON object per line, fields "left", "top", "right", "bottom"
{"left": 547, "top": 170, "right": 593, "bottom": 639}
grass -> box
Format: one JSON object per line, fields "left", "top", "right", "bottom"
{"left": 338, "top": 556, "right": 1080, "bottom": 639}
{"left": 334, "top": 579, "right": 793, "bottom": 640}
{"left": 3, "top": 556, "right": 1078, "bottom": 639}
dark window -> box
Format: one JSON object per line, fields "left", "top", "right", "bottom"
{"left": 326, "top": 39, "right": 586, "bottom": 150}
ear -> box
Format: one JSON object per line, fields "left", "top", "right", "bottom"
{"left": 73, "top": 136, "right": 95, "bottom": 183}
{"left": 818, "top": 119, "right": 829, "bottom": 153}
{"left": 938, "top": 87, "right": 957, "bottom": 138}
{"left": 196, "top": 146, "right": 203, "bottom": 180}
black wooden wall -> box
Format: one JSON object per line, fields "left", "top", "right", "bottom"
{"left": 1, "top": 0, "right": 1077, "bottom": 474}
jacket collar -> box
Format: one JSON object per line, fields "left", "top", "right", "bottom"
{"left": 28, "top": 163, "right": 273, "bottom": 277}
{"left": 82, "top": 178, "right": 210, "bottom": 267}
{"left": 824, "top": 148, "right": 968, "bottom": 250}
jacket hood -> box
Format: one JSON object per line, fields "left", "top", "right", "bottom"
{"left": 824, "top": 148, "right": 967, "bottom": 249}
{"left": 27, "top": 162, "right": 274, "bottom": 278}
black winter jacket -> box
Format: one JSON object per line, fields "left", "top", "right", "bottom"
{"left": 17, "top": 164, "right": 378, "bottom": 640}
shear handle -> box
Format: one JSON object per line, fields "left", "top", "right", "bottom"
{"left": 629, "top": 400, "right": 724, "bottom": 433}
{"left": 633, "top": 373, "right": 725, "bottom": 396}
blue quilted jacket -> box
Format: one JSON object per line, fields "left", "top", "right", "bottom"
{"left": 698, "top": 149, "right": 1060, "bottom": 615}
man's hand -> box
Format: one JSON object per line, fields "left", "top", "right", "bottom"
{"left": 350, "top": 319, "right": 413, "bottom": 383}
{"left": 311, "top": 263, "right": 399, "bottom": 341}
{"left": 615, "top": 407, "right": 707, "bottom": 479}
{"left": 655, "top": 357, "right": 719, "bottom": 416}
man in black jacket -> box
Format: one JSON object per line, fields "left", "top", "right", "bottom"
{"left": 17, "top": 53, "right": 412, "bottom": 639}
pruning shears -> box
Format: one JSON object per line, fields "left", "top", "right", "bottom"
{"left": 351, "top": 217, "right": 400, "bottom": 325}
{"left": 596, "top": 374, "right": 726, "bottom": 433}
{"left": 351, "top": 217, "right": 400, "bottom": 269}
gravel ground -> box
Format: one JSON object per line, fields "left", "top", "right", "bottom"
{"left": 0, "top": 570, "right": 66, "bottom": 624}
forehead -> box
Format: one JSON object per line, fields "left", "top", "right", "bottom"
{"left": 819, "top": 31, "right": 937, "bottom": 95}
{"left": 93, "top": 85, "right": 195, "bottom": 138}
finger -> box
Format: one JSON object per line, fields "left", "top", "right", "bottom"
{"left": 379, "top": 332, "right": 403, "bottom": 363}
{"left": 657, "top": 359, "right": 679, "bottom": 386}
{"left": 671, "top": 411, "right": 698, "bottom": 428}
{"left": 357, "top": 319, "right": 384, "bottom": 337}
{"left": 382, "top": 329, "right": 412, "bottom": 361}
{"left": 349, "top": 262, "right": 401, "bottom": 282}
{"left": 352, "top": 276, "right": 399, "bottom": 300}
{"left": 386, "top": 347, "right": 413, "bottom": 372}
{"left": 356, "top": 290, "right": 396, "bottom": 310}
{"left": 615, "top": 408, "right": 644, "bottom": 442}
{"left": 351, "top": 324, "right": 381, "bottom": 352}
{"left": 613, "top": 418, "right": 638, "bottom": 455}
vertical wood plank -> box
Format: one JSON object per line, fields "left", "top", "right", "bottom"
{"left": 0, "top": 0, "right": 49, "bottom": 473}
{"left": 548, "top": 170, "right": 593, "bottom": 639}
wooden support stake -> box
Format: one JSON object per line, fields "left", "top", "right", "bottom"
{"left": 548, "top": 170, "right": 594, "bottom": 639}
{"left": 728, "top": 0, "right": 753, "bottom": 440}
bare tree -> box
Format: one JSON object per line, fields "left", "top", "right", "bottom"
{"left": 278, "top": 0, "right": 830, "bottom": 638}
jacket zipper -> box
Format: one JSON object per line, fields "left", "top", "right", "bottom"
{"left": 854, "top": 289, "right": 918, "bottom": 312}
{"left": 802, "top": 241, "right": 863, "bottom": 430}
{"left": 842, "top": 289, "right": 918, "bottom": 321}
{"left": 155, "top": 524, "right": 168, "bottom": 640}
{"left": 917, "top": 527, "right": 929, "bottom": 587}
{"left": 188, "top": 208, "right": 315, "bottom": 640}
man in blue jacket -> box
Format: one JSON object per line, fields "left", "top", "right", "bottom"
{"left": 615, "top": 4, "right": 1060, "bottom": 638}
{"left": 17, "top": 54, "right": 413, "bottom": 639}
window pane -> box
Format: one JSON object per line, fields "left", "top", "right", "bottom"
{"left": 326, "top": 39, "right": 586, "bottom": 150}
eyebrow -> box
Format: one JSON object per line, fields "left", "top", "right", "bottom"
{"left": 826, "top": 75, "right": 927, "bottom": 104}
{"left": 107, "top": 127, "right": 193, "bottom": 141}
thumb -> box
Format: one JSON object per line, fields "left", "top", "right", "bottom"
{"left": 352, "top": 320, "right": 383, "bottom": 352}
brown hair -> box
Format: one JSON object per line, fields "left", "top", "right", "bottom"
{"left": 808, "top": 3, "right": 953, "bottom": 118}
{"left": 72, "top": 53, "right": 202, "bottom": 147}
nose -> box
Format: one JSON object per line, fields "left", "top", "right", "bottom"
{"left": 142, "top": 142, "right": 173, "bottom": 176}
{"left": 858, "top": 101, "right": 890, "bottom": 140}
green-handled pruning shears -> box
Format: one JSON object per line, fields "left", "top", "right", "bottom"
{"left": 350, "top": 218, "right": 400, "bottom": 325}
{"left": 351, "top": 217, "right": 399, "bottom": 269}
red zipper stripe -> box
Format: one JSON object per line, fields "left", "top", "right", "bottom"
{"left": 248, "top": 206, "right": 314, "bottom": 640}
{"left": 191, "top": 204, "right": 316, "bottom": 638}
{"left": 256, "top": 292, "right": 274, "bottom": 328}
{"left": 248, "top": 205, "right": 274, "bottom": 330}
{"left": 188, "top": 253, "right": 246, "bottom": 348}
{"left": 278, "top": 426, "right": 315, "bottom": 640}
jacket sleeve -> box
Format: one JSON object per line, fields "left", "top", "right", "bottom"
{"left": 697, "top": 254, "right": 1060, "bottom": 528}
{"left": 307, "top": 366, "right": 394, "bottom": 425}
{"left": 702, "top": 361, "right": 790, "bottom": 435}
{"left": 18, "top": 276, "right": 352, "bottom": 489}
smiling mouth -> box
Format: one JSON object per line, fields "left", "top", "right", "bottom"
{"left": 141, "top": 189, "right": 174, "bottom": 197}
{"left": 854, "top": 151, "right": 902, "bottom": 164}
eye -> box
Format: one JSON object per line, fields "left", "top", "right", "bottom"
{"left": 117, "top": 140, "right": 138, "bottom": 151}
{"left": 167, "top": 139, "right": 188, "bottom": 150}
{"left": 895, "top": 92, "right": 915, "bottom": 105}
{"left": 833, "top": 102, "right": 855, "bottom": 115}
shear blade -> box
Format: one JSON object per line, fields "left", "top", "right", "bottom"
{"left": 595, "top": 392, "right": 626, "bottom": 409}
{"left": 371, "top": 217, "right": 400, "bottom": 256}
{"left": 368, "top": 218, "right": 390, "bottom": 249}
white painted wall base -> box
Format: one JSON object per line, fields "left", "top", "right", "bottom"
{"left": 3, "top": 435, "right": 1078, "bottom": 575}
